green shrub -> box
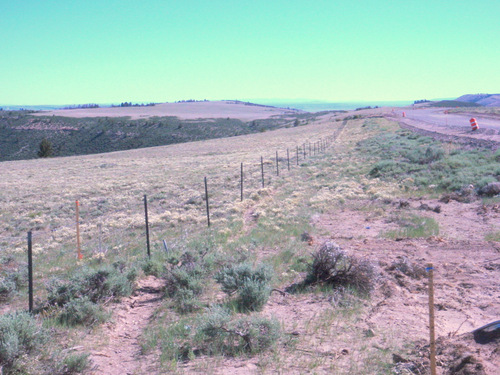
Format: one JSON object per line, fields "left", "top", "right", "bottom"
{"left": 196, "top": 306, "right": 232, "bottom": 352}
{"left": 61, "top": 352, "right": 91, "bottom": 374}
{"left": 195, "top": 307, "right": 280, "bottom": 355}
{"left": 368, "top": 160, "right": 405, "bottom": 178}
{"left": 0, "top": 278, "right": 16, "bottom": 301}
{"left": 235, "top": 279, "right": 271, "bottom": 312}
{"left": 494, "top": 149, "right": 500, "bottom": 162}
{"left": 232, "top": 316, "right": 280, "bottom": 353}
{"left": 58, "top": 296, "right": 108, "bottom": 326}
{"left": 165, "top": 263, "right": 204, "bottom": 298}
{"left": 173, "top": 288, "right": 201, "bottom": 314}
{"left": 0, "top": 311, "right": 46, "bottom": 365}
{"left": 215, "top": 263, "right": 273, "bottom": 312}
{"left": 47, "top": 264, "right": 136, "bottom": 306}
{"left": 405, "top": 146, "right": 444, "bottom": 164}
{"left": 215, "top": 263, "right": 272, "bottom": 295}
{"left": 141, "top": 259, "right": 164, "bottom": 277}
{"left": 5, "top": 266, "right": 28, "bottom": 289}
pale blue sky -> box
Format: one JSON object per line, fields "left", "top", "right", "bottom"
{"left": 1, "top": 0, "right": 498, "bottom": 105}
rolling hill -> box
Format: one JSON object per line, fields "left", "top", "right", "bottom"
{"left": 456, "top": 93, "right": 500, "bottom": 107}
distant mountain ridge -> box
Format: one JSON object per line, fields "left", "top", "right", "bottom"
{"left": 456, "top": 94, "right": 500, "bottom": 107}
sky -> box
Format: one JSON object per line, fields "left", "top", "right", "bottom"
{"left": 1, "top": 0, "right": 499, "bottom": 105}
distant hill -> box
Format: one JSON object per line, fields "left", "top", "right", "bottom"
{"left": 429, "top": 100, "right": 482, "bottom": 108}
{"left": 456, "top": 94, "right": 500, "bottom": 107}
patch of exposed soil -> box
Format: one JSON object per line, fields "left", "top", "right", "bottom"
{"left": 310, "top": 197, "right": 500, "bottom": 374}
{"left": 87, "top": 275, "right": 163, "bottom": 375}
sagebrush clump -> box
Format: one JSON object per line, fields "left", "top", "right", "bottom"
{"left": 46, "top": 264, "right": 136, "bottom": 307}
{"left": 195, "top": 306, "right": 280, "bottom": 355}
{"left": 0, "top": 311, "right": 47, "bottom": 366}
{"left": 0, "top": 278, "right": 16, "bottom": 301}
{"left": 44, "top": 264, "right": 136, "bottom": 327}
{"left": 215, "top": 263, "right": 273, "bottom": 312}
{"left": 58, "top": 296, "right": 109, "bottom": 326}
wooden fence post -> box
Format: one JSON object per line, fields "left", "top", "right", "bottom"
{"left": 287, "top": 148, "right": 290, "bottom": 171}
{"left": 27, "top": 231, "right": 33, "bottom": 313}
{"left": 427, "top": 263, "right": 437, "bottom": 375}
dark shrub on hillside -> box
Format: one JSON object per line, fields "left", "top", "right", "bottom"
{"left": 305, "top": 242, "right": 375, "bottom": 294}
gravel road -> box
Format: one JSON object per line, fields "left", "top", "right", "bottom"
{"left": 384, "top": 107, "right": 500, "bottom": 147}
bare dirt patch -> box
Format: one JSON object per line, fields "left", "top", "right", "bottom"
{"left": 87, "top": 275, "right": 163, "bottom": 375}
{"left": 310, "top": 197, "right": 500, "bottom": 374}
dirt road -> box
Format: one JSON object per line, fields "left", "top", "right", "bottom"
{"left": 404, "top": 108, "right": 500, "bottom": 130}
{"left": 384, "top": 108, "right": 500, "bottom": 147}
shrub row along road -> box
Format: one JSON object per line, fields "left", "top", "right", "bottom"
{"left": 386, "top": 108, "right": 500, "bottom": 146}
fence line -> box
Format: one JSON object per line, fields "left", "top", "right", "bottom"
{"left": 2, "top": 123, "right": 346, "bottom": 312}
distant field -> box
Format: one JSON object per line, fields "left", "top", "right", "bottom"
{"left": 39, "top": 100, "right": 302, "bottom": 120}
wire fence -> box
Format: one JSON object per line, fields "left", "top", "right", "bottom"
{"left": 1, "top": 120, "right": 348, "bottom": 311}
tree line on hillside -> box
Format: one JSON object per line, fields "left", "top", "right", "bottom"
{"left": 62, "top": 104, "right": 100, "bottom": 110}
{"left": 112, "top": 102, "right": 156, "bottom": 107}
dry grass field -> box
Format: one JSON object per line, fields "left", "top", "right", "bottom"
{"left": 1, "top": 111, "right": 499, "bottom": 374}
{"left": 39, "top": 101, "right": 302, "bottom": 120}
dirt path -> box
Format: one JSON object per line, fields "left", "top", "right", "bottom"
{"left": 88, "top": 275, "right": 163, "bottom": 375}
